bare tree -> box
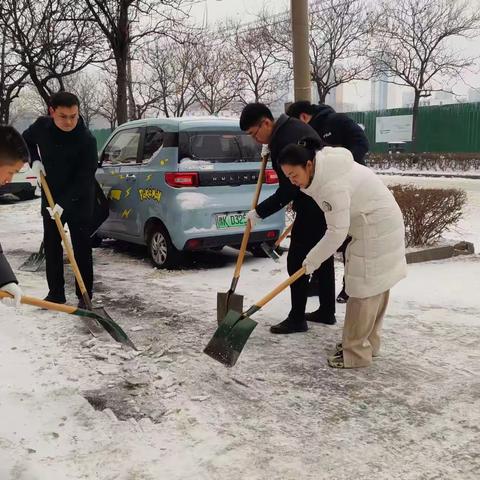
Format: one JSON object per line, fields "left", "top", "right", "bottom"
{"left": 371, "top": 0, "right": 480, "bottom": 150}
{"left": 1, "top": 0, "right": 100, "bottom": 108}
{"left": 0, "top": 9, "right": 29, "bottom": 123}
{"left": 143, "top": 35, "right": 199, "bottom": 117}
{"left": 84, "top": 0, "right": 187, "bottom": 125}
{"left": 97, "top": 72, "right": 118, "bottom": 130}
{"left": 229, "top": 19, "right": 291, "bottom": 105}
{"left": 309, "top": 0, "right": 373, "bottom": 102}
{"left": 64, "top": 71, "right": 102, "bottom": 127}
{"left": 192, "top": 32, "right": 243, "bottom": 115}
{"left": 258, "top": 0, "right": 374, "bottom": 103}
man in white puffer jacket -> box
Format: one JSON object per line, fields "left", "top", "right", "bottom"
{"left": 278, "top": 137, "right": 407, "bottom": 368}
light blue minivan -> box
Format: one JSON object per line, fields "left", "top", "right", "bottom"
{"left": 95, "top": 117, "right": 285, "bottom": 268}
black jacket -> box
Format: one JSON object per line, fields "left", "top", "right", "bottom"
{"left": 0, "top": 242, "right": 17, "bottom": 288}
{"left": 308, "top": 104, "right": 369, "bottom": 165}
{"left": 256, "top": 115, "right": 322, "bottom": 219}
{"left": 23, "top": 116, "right": 98, "bottom": 221}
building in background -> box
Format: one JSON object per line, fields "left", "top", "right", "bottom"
{"left": 370, "top": 75, "right": 389, "bottom": 111}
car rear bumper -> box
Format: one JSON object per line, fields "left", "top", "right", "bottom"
{"left": 182, "top": 230, "right": 279, "bottom": 250}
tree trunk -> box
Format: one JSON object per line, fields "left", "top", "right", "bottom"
{"left": 115, "top": 3, "right": 130, "bottom": 125}
{"left": 115, "top": 56, "right": 128, "bottom": 125}
{"left": 411, "top": 91, "right": 421, "bottom": 152}
{"left": 0, "top": 100, "right": 10, "bottom": 124}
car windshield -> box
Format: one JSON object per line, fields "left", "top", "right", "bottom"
{"left": 179, "top": 132, "right": 261, "bottom": 163}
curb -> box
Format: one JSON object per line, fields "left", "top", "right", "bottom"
{"left": 406, "top": 241, "right": 475, "bottom": 264}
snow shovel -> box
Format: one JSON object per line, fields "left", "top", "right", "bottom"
{"left": 39, "top": 170, "right": 106, "bottom": 336}
{"left": 261, "top": 223, "right": 293, "bottom": 262}
{"left": 19, "top": 241, "right": 46, "bottom": 272}
{"left": 205, "top": 266, "right": 306, "bottom": 367}
{"left": 0, "top": 291, "right": 136, "bottom": 349}
{"left": 216, "top": 153, "right": 269, "bottom": 324}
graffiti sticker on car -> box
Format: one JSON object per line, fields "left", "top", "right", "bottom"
{"left": 138, "top": 188, "right": 162, "bottom": 202}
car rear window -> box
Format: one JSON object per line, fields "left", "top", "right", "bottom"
{"left": 179, "top": 132, "right": 261, "bottom": 163}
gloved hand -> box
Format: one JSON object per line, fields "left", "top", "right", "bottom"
{"left": 302, "top": 251, "right": 321, "bottom": 275}
{"left": 46, "top": 203, "right": 64, "bottom": 220}
{"left": 31, "top": 160, "right": 46, "bottom": 180}
{"left": 1, "top": 282, "right": 23, "bottom": 308}
{"left": 261, "top": 144, "right": 270, "bottom": 157}
{"left": 246, "top": 209, "right": 261, "bottom": 228}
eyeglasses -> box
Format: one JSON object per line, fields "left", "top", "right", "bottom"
{"left": 248, "top": 119, "right": 265, "bottom": 138}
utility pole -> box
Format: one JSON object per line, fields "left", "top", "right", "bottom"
{"left": 290, "top": 0, "right": 311, "bottom": 102}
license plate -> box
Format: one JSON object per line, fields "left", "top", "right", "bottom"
{"left": 215, "top": 212, "right": 247, "bottom": 229}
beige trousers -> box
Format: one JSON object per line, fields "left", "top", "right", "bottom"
{"left": 342, "top": 290, "right": 390, "bottom": 368}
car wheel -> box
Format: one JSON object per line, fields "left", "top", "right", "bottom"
{"left": 248, "top": 243, "right": 271, "bottom": 258}
{"left": 147, "top": 223, "right": 179, "bottom": 268}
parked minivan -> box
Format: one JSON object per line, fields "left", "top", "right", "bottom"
{"left": 95, "top": 117, "right": 285, "bottom": 268}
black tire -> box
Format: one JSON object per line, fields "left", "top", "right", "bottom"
{"left": 248, "top": 242, "right": 271, "bottom": 258}
{"left": 146, "top": 222, "right": 180, "bottom": 269}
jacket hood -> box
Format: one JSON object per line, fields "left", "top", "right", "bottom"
{"left": 309, "top": 104, "right": 335, "bottom": 128}
{"left": 303, "top": 146, "right": 354, "bottom": 194}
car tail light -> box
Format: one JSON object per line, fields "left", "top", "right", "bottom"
{"left": 185, "top": 239, "right": 202, "bottom": 249}
{"left": 264, "top": 169, "right": 278, "bottom": 184}
{"left": 165, "top": 172, "right": 199, "bottom": 188}
{"left": 266, "top": 230, "right": 277, "bottom": 239}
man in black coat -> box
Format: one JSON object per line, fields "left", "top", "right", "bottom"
{"left": 0, "top": 125, "right": 30, "bottom": 307}
{"left": 287, "top": 101, "right": 370, "bottom": 303}
{"left": 240, "top": 103, "right": 336, "bottom": 334}
{"left": 23, "top": 92, "right": 98, "bottom": 307}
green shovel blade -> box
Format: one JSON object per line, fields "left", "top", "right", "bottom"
{"left": 75, "top": 307, "right": 137, "bottom": 350}
{"left": 204, "top": 309, "right": 258, "bottom": 367}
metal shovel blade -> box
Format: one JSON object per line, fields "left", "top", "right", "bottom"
{"left": 204, "top": 309, "right": 258, "bottom": 367}
{"left": 216, "top": 290, "right": 243, "bottom": 325}
{"left": 260, "top": 241, "right": 282, "bottom": 262}
{"left": 19, "top": 243, "right": 46, "bottom": 272}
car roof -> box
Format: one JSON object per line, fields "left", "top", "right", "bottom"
{"left": 119, "top": 116, "right": 241, "bottom": 132}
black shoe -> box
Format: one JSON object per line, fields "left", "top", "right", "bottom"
{"left": 305, "top": 309, "right": 337, "bottom": 325}
{"left": 336, "top": 289, "right": 349, "bottom": 304}
{"left": 43, "top": 294, "right": 66, "bottom": 304}
{"left": 270, "top": 317, "right": 308, "bottom": 334}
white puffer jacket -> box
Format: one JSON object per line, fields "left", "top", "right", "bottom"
{"left": 302, "top": 147, "right": 407, "bottom": 298}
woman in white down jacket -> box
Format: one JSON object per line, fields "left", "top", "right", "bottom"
{"left": 278, "top": 137, "right": 407, "bottom": 368}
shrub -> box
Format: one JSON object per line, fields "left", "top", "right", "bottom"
{"left": 367, "top": 152, "right": 480, "bottom": 172}
{"left": 389, "top": 184, "right": 467, "bottom": 247}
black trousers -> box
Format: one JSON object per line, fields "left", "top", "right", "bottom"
{"left": 43, "top": 215, "right": 93, "bottom": 300}
{"left": 286, "top": 197, "right": 336, "bottom": 321}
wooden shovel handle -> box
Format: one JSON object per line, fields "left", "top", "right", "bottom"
{"left": 39, "top": 172, "right": 91, "bottom": 307}
{"left": 275, "top": 223, "right": 293, "bottom": 248}
{"left": 255, "top": 267, "right": 306, "bottom": 309}
{"left": 233, "top": 154, "right": 269, "bottom": 279}
{"left": 0, "top": 291, "right": 77, "bottom": 315}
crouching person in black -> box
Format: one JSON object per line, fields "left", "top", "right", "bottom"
{"left": 23, "top": 92, "right": 98, "bottom": 308}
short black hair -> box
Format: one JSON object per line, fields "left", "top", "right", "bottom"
{"left": 49, "top": 91, "right": 80, "bottom": 110}
{"left": 286, "top": 101, "right": 317, "bottom": 118}
{"left": 278, "top": 136, "right": 323, "bottom": 167}
{"left": 239, "top": 103, "right": 274, "bottom": 131}
{"left": 0, "top": 125, "right": 30, "bottom": 166}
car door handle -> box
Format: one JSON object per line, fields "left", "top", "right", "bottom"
{"left": 125, "top": 174, "right": 136, "bottom": 180}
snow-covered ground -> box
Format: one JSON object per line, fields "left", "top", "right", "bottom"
{"left": 0, "top": 176, "right": 479, "bottom": 480}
